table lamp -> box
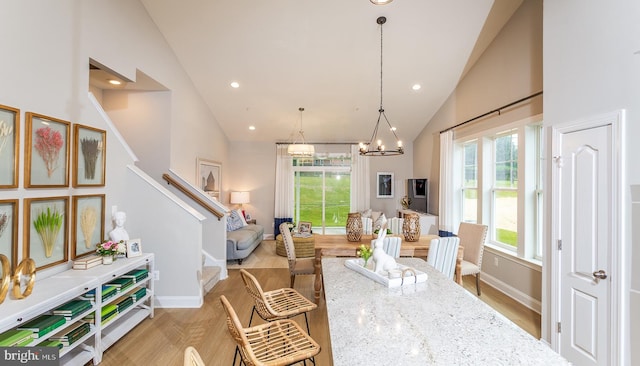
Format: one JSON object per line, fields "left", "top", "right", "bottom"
{"left": 230, "top": 191, "right": 250, "bottom": 218}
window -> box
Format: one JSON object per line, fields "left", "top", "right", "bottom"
{"left": 455, "top": 117, "right": 543, "bottom": 262}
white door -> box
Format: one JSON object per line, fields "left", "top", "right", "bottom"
{"left": 558, "top": 124, "right": 611, "bottom": 365}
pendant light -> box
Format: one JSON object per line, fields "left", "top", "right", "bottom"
{"left": 287, "top": 107, "right": 315, "bottom": 157}
{"left": 359, "top": 16, "right": 403, "bottom": 156}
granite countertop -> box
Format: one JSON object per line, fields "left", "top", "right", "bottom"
{"left": 322, "top": 257, "right": 570, "bottom": 366}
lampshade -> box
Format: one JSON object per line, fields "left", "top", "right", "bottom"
{"left": 230, "top": 191, "right": 250, "bottom": 205}
{"left": 288, "top": 107, "right": 315, "bottom": 157}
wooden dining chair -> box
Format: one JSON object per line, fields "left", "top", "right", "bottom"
{"left": 183, "top": 346, "right": 205, "bottom": 366}
{"left": 220, "top": 295, "right": 320, "bottom": 366}
{"left": 457, "top": 222, "right": 488, "bottom": 295}
{"left": 279, "top": 223, "right": 315, "bottom": 288}
{"left": 239, "top": 269, "right": 317, "bottom": 334}
{"left": 426, "top": 237, "right": 460, "bottom": 280}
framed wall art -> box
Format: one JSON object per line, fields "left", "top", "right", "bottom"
{"left": 73, "top": 124, "right": 106, "bottom": 187}
{"left": 24, "top": 196, "right": 69, "bottom": 270}
{"left": 298, "top": 221, "right": 312, "bottom": 234}
{"left": 25, "top": 112, "right": 70, "bottom": 188}
{"left": 0, "top": 199, "right": 18, "bottom": 270}
{"left": 126, "top": 238, "right": 142, "bottom": 258}
{"left": 0, "top": 104, "right": 19, "bottom": 188}
{"left": 71, "top": 194, "right": 105, "bottom": 259}
{"left": 197, "top": 158, "right": 221, "bottom": 200}
{"left": 376, "top": 172, "right": 394, "bottom": 198}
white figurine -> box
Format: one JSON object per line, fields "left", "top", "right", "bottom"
{"left": 108, "top": 211, "right": 130, "bottom": 242}
{"left": 372, "top": 225, "right": 397, "bottom": 273}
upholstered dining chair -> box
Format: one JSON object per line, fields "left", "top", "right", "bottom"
{"left": 370, "top": 236, "right": 402, "bottom": 258}
{"left": 457, "top": 222, "right": 488, "bottom": 295}
{"left": 239, "top": 269, "right": 317, "bottom": 334}
{"left": 426, "top": 237, "right": 460, "bottom": 280}
{"left": 279, "top": 223, "right": 315, "bottom": 288}
{"left": 183, "top": 346, "right": 205, "bottom": 366}
{"left": 220, "top": 295, "right": 320, "bottom": 366}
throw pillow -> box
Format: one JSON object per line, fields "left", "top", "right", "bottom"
{"left": 235, "top": 209, "right": 248, "bottom": 226}
{"left": 227, "top": 210, "right": 244, "bottom": 231}
{"left": 373, "top": 213, "right": 387, "bottom": 231}
{"left": 360, "top": 209, "right": 372, "bottom": 218}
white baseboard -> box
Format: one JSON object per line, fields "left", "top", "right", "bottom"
{"left": 480, "top": 272, "right": 542, "bottom": 314}
{"left": 155, "top": 296, "right": 203, "bottom": 308}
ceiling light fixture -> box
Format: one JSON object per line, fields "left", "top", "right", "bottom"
{"left": 108, "top": 79, "right": 122, "bottom": 85}
{"left": 359, "top": 16, "right": 403, "bottom": 157}
{"left": 370, "top": 0, "right": 393, "bottom": 4}
{"left": 287, "top": 107, "right": 315, "bottom": 157}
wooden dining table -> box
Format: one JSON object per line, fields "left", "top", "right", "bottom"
{"left": 311, "top": 234, "right": 464, "bottom": 303}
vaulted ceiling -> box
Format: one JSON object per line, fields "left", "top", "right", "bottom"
{"left": 138, "top": 0, "right": 522, "bottom": 144}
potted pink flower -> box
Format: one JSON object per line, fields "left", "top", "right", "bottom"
{"left": 96, "top": 240, "right": 125, "bottom": 264}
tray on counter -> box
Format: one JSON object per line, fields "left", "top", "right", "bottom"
{"left": 344, "top": 259, "right": 428, "bottom": 288}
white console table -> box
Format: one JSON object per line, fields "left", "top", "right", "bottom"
{"left": 398, "top": 209, "right": 439, "bottom": 235}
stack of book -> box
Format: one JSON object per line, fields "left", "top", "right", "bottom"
{"left": 130, "top": 287, "right": 147, "bottom": 302}
{"left": 0, "top": 329, "right": 34, "bottom": 347}
{"left": 17, "top": 315, "right": 66, "bottom": 339}
{"left": 106, "top": 277, "right": 134, "bottom": 293}
{"left": 49, "top": 322, "right": 91, "bottom": 347}
{"left": 121, "top": 268, "right": 149, "bottom": 283}
{"left": 115, "top": 296, "right": 134, "bottom": 313}
{"left": 53, "top": 300, "right": 92, "bottom": 320}
{"left": 72, "top": 254, "right": 103, "bottom": 270}
{"left": 37, "top": 339, "right": 64, "bottom": 349}
{"left": 101, "top": 304, "right": 118, "bottom": 324}
{"left": 83, "top": 285, "right": 118, "bottom": 302}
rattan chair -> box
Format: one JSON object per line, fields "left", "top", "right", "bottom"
{"left": 426, "top": 237, "right": 460, "bottom": 280}
{"left": 184, "top": 346, "right": 205, "bottom": 366}
{"left": 240, "top": 269, "right": 317, "bottom": 334}
{"left": 279, "top": 223, "right": 316, "bottom": 288}
{"left": 220, "top": 295, "right": 320, "bottom": 366}
{"left": 457, "top": 222, "right": 488, "bottom": 295}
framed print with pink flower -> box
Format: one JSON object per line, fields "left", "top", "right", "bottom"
{"left": 24, "top": 112, "right": 70, "bottom": 188}
{"left": 0, "top": 104, "right": 19, "bottom": 188}
{"left": 73, "top": 124, "right": 106, "bottom": 187}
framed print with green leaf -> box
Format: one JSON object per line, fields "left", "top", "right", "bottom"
{"left": 0, "top": 199, "right": 18, "bottom": 270}
{"left": 71, "top": 194, "right": 105, "bottom": 259}
{"left": 0, "top": 104, "right": 19, "bottom": 188}
{"left": 24, "top": 197, "right": 69, "bottom": 270}
{"left": 73, "top": 124, "right": 106, "bottom": 187}
{"left": 24, "top": 112, "right": 70, "bottom": 188}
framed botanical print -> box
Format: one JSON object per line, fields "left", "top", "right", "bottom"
{"left": 24, "top": 196, "right": 69, "bottom": 270}
{"left": 25, "top": 112, "right": 70, "bottom": 188}
{"left": 71, "top": 194, "right": 105, "bottom": 259}
{"left": 0, "top": 199, "right": 18, "bottom": 270}
{"left": 73, "top": 124, "right": 106, "bottom": 187}
{"left": 197, "top": 158, "right": 221, "bottom": 200}
{"left": 0, "top": 104, "right": 19, "bottom": 188}
{"left": 376, "top": 172, "right": 394, "bottom": 198}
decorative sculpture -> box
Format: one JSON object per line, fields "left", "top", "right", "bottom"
{"left": 371, "top": 227, "right": 397, "bottom": 273}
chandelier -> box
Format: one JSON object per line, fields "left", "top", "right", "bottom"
{"left": 287, "top": 107, "right": 315, "bottom": 157}
{"left": 359, "top": 16, "right": 403, "bottom": 156}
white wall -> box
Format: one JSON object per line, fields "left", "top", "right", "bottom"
{"left": 543, "top": 0, "right": 639, "bottom": 362}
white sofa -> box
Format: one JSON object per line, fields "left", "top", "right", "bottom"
{"left": 360, "top": 210, "right": 403, "bottom": 235}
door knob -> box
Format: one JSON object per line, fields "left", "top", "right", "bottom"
{"left": 592, "top": 270, "right": 607, "bottom": 281}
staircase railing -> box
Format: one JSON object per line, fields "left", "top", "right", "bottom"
{"left": 162, "top": 173, "right": 226, "bottom": 220}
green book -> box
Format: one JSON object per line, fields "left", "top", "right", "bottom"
{"left": 38, "top": 339, "right": 63, "bottom": 350}
{"left": 122, "top": 269, "right": 149, "bottom": 283}
{"left": 0, "top": 329, "right": 33, "bottom": 346}
{"left": 102, "top": 312, "right": 118, "bottom": 325}
{"left": 107, "top": 277, "right": 134, "bottom": 290}
{"left": 53, "top": 300, "right": 92, "bottom": 316}
{"left": 17, "top": 315, "right": 66, "bottom": 338}
{"left": 101, "top": 304, "right": 118, "bottom": 321}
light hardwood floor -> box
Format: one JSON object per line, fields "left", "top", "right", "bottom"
{"left": 100, "top": 242, "right": 541, "bottom": 365}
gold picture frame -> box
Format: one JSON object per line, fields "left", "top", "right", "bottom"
{"left": 0, "top": 104, "right": 19, "bottom": 188}
{"left": 25, "top": 112, "right": 70, "bottom": 188}
{"left": 197, "top": 158, "right": 222, "bottom": 200}
{"left": 24, "top": 196, "right": 69, "bottom": 270}
{"left": 73, "top": 124, "right": 106, "bottom": 187}
{"left": 71, "top": 194, "right": 105, "bottom": 259}
{"left": 0, "top": 199, "right": 18, "bottom": 271}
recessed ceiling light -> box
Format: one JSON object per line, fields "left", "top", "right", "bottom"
{"left": 108, "top": 79, "right": 122, "bottom": 85}
{"left": 390, "top": 127, "right": 397, "bottom": 131}
{"left": 412, "top": 84, "right": 421, "bottom": 91}
{"left": 249, "top": 126, "right": 256, "bottom": 130}
{"left": 230, "top": 81, "right": 240, "bottom": 88}
{"left": 370, "top": 0, "right": 393, "bottom": 4}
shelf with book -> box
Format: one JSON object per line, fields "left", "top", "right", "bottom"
{"left": 0, "top": 253, "right": 154, "bottom": 366}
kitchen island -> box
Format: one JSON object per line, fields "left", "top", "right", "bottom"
{"left": 322, "top": 257, "right": 569, "bottom": 365}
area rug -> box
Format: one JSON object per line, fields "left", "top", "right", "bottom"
{"left": 226, "top": 240, "right": 288, "bottom": 269}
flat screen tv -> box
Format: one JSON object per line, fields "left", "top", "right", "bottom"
{"left": 407, "top": 178, "right": 428, "bottom": 213}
